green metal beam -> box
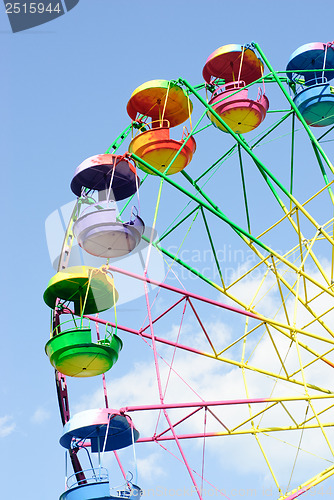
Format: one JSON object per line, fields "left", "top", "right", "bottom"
{"left": 253, "top": 42, "right": 334, "bottom": 176}
{"left": 311, "top": 143, "right": 334, "bottom": 204}
{"left": 158, "top": 206, "right": 201, "bottom": 243}
{"left": 195, "top": 144, "right": 237, "bottom": 183}
{"left": 317, "top": 124, "right": 334, "bottom": 142}
{"left": 290, "top": 112, "right": 295, "bottom": 197}
{"left": 178, "top": 77, "right": 303, "bottom": 202}
{"left": 195, "top": 111, "right": 293, "bottom": 187}
{"left": 141, "top": 233, "right": 223, "bottom": 292}
{"left": 200, "top": 207, "right": 224, "bottom": 283}
{"left": 238, "top": 145, "right": 251, "bottom": 233}
{"left": 129, "top": 152, "right": 270, "bottom": 253}
{"left": 178, "top": 77, "right": 334, "bottom": 246}
{"left": 105, "top": 123, "right": 133, "bottom": 154}
{"left": 251, "top": 111, "right": 294, "bottom": 150}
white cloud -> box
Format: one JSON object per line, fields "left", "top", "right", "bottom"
{"left": 31, "top": 407, "right": 51, "bottom": 425}
{"left": 0, "top": 416, "right": 15, "bottom": 438}
{"left": 136, "top": 452, "right": 166, "bottom": 481}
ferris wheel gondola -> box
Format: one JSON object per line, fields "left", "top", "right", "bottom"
{"left": 202, "top": 43, "right": 269, "bottom": 133}
{"left": 286, "top": 41, "right": 334, "bottom": 127}
{"left": 127, "top": 79, "right": 196, "bottom": 175}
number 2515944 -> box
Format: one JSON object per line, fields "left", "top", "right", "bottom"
{"left": 5, "top": 3, "right": 62, "bottom": 14}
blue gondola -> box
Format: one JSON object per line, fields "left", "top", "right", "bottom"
{"left": 60, "top": 408, "right": 139, "bottom": 452}
{"left": 286, "top": 42, "right": 334, "bottom": 127}
{"left": 60, "top": 467, "right": 142, "bottom": 500}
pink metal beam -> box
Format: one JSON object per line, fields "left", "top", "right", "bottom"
{"left": 120, "top": 398, "right": 268, "bottom": 413}
{"left": 155, "top": 407, "right": 202, "bottom": 439}
{"left": 285, "top": 489, "right": 308, "bottom": 500}
{"left": 136, "top": 432, "right": 235, "bottom": 443}
{"left": 187, "top": 298, "right": 216, "bottom": 354}
{"left": 140, "top": 296, "right": 187, "bottom": 333}
{"left": 156, "top": 441, "right": 230, "bottom": 499}
{"left": 80, "top": 312, "right": 219, "bottom": 358}
{"left": 141, "top": 270, "right": 203, "bottom": 499}
{"left": 113, "top": 451, "right": 130, "bottom": 487}
{"left": 95, "top": 320, "right": 109, "bottom": 408}
{"left": 136, "top": 424, "right": 321, "bottom": 443}
{"left": 107, "top": 265, "right": 260, "bottom": 320}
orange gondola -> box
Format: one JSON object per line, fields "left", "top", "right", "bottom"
{"left": 127, "top": 80, "right": 196, "bottom": 175}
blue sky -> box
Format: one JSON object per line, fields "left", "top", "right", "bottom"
{"left": 2, "top": 1, "right": 334, "bottom": 499}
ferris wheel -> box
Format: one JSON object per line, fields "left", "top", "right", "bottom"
{"left": 43, "top": 41, "right": 334, "bottom": 500}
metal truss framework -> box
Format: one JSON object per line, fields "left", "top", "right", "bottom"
{"left": 52, "top": 42, "right": 334, "bottom": 500}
